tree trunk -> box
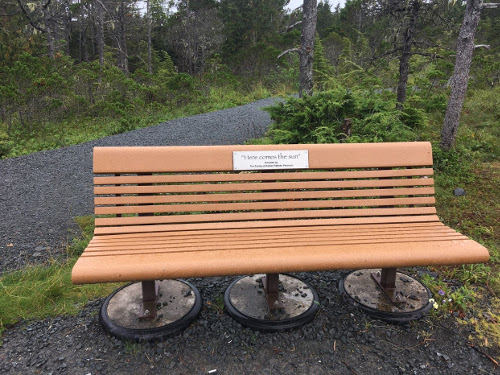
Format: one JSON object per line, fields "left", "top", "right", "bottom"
{"left": 43, "top": 1, "right": 55, "bottom": 58}
{"left": 441, "top": 0, "right": 483, "bottom": 150}
{"left": 117, "top": 0, "right": 129, "bottom": 76}
{"left": 299, "top": 0, "right": 318, "bottom": 97}
{"left": 94, "top": 0, "right": 105, "bottom": 67}
{"left": 79, "top": 1, "right": 88, "bottom": 62}
{"left": 147, "top": 0, "right": 152, "bottom": 74}
{"left": 65, "top": 0, "right": 72, "bottom": 56}
{"left": 396, "top": 0, "right": 420, "bottom": 110}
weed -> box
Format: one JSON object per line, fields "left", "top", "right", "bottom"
{"left": 207, "top": 294, "right": 225, "bottom": 314}
{"left": 0, "top": 72, "right": 280, "bottom": 159}
{"left": 466, "top": 297, "right": 500, "bottom": 351}
{"left": 421, "top": 274, "right": 477, "bottom": 316}
{"left": 123, "top": 341, "right": 143, "bottom": 355}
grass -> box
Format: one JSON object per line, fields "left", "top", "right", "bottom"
{"left": 0, "top": 216, "right": 120, "bottom": 343}
{"left": 420, "top": 88, "right": 499, "bottom": 353}
{"left": 429, "top": 161, "right": 500, "bottom": 353}
{"left": 1, "top": 81, "right": 280, "bottom": 159}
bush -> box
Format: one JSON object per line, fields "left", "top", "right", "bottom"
{"left": 261, "top": 87, "right": 420, "bottom": 144}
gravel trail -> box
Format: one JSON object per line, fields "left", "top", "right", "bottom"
{"left": 0, "top": 98, "right": 275, "bottom": 273}
{"left": 0, "top": 99, "right": 498, "bottom": 374}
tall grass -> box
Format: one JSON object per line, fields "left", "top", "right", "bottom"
{"left": 0, "top": 66, "right": 288, "bottom": 159}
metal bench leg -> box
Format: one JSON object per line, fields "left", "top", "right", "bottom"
{"left": 371, "top": 268, "right": 406, "bottom": 305}
{"left": 338, "top": 268, "right": 432, "bottom": 323}
{"left": 139, "top": 280, "right": 159, "bottom": 321}
{"left": 99, "top": 279, "right": 202, "bottom": 342}
{"left": 262, "top": 273, "right": 284, "bottom": 311}
{"left": 223, "top": 273, "right": 319, "bottom": 331}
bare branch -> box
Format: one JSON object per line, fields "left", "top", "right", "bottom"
{"left": 411, "top": 51, "right": 445, "bottom": 59}
{"left": 287, "top": 21, "right": 302, "bottom": 32}
{"left": 16, "top": 0, "right": 47, "bottom": 33}
{"left": 278, "top": 48, "right": 300, "bottom": 59}
{"left": 474, "top": 44, "right": 491, "bottom": 49}
{"left": 370, "top": 47, "right": 401, "bottom": 61}
{"left": 430, "top": 7, "right": 455, "bottom": 30}
{"left": 483, "top": 3, "right": 500, "bottom": 9}
{"left": 413, "top": 40, "right": 444, "bottom": 50}
{"left": 94, "top": 0, "right": 110, "bottom": 14}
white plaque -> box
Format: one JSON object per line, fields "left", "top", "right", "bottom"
{"left": 233, "top": 150, "right": 309, "bottom": 171}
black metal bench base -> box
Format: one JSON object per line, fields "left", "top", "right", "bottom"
{"left": 338, "top": 269, "right": 432, "bottom": 324}
{"left": 223, "top": 274, "right": 320, "bottom": 332}
{"left": 99, "top": 279, "right": 202, "bottom": 342}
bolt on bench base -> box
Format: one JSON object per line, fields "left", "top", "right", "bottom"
{"left": 99, "top": 280, "right": 202, "bottom": 342}
{"left": 338, "top": 269, "right": 432, "bottom": 324}
{"left": 224, "top": 274, "right": 320, "bottom": 332}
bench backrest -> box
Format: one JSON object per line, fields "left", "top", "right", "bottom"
{"left": 93, "top": 142, "right": 436, "bottom": 235}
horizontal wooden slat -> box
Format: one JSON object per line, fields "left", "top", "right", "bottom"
{"left": 93, "top": 168, "right": 434, "bottom": 185}
{"left": 72, "top": 238, "right": 490, "bottom": 283}
{"left": 91, "top": 221, "right": 448, "bottom": 240}
{"left": 94, "top": 178, "right": 434, "bottom": 195}
{"left": 93, "top": 215, "right": 442, "bottom": 235}
{"left": 93, "top": 143, "right": 433, "bottom": 173}
{"left": 95, "top": 207, "right": 437, "bottom": 227}
{"left": 87, "top": 225, "right": 459, "bottom": 247}
{"left": 95, "top": 187, "right": 436, "bottom": 205}
{"left": 95, "top": 197, "right": 436, "bottom": 215}
{"left": 84, "top": 236, "right": 469, "bottom": 257}
{"left": 85, "top": 228, "right": 464, "bottom": 251}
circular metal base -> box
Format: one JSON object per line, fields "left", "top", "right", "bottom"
{"left": 100, "top": 280, "right": 202, "bottom": 342}
{"left": 224, "top": 274, "right": 320, "bottom": 332}
{"left": 338, "top": 269, "right": 432, "bottom": 324}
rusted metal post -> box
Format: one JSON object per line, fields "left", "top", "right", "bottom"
{"left": 380, "top": 268, "right": 397, "bottom": 289}
{"left": 139, "top": 280, "right": 159, "bottom": 320}
{"left": 371, "top": 268, "right": 405, "bottom": 305}
{"left": 263, "top": 273, "right": 284, "bottom": 311}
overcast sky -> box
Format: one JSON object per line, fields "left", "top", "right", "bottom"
{"left": 287, "top": 0, "right": 346, "bottom": 11}
{"left": 137, "top": 1, "right": 346, "bottom": 13}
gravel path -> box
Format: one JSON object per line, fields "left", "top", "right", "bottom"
{"left": 0, "top": 98, "right": 275, "bottom": 273}
{"left": 0, "top": 99, "right": 498, "bottom": 374}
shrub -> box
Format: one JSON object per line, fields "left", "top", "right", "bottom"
{"left": 262, "top": 87, "right": 420, "bottom": 144}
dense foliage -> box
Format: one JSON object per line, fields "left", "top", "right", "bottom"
{"left": 256, "top": 87, "right": 425, "bottom": 144}
{"left": 0, "top": 0, "right": 499, "bottom": 158}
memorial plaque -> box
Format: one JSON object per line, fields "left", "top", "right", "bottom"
{"left": 233, "top": 150, "right": 309, "bottom": 171}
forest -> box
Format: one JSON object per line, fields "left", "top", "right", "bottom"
{"left": 0, "top": 0, "right": 498, "bottom": 158}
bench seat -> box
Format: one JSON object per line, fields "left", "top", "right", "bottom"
{"left": 72, "top": 219, "right": 488, "bottom": 284}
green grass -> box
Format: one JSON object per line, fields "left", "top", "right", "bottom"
{"left": 0, "top": 216, "right": 120, "bottom": 343}
{"left": 1, "top": 81, "right": 278, "bottom": 159}
{"left": 421, "top": 88, "right": 499, "bottom": 352}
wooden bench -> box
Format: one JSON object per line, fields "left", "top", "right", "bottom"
{"left": 72, "top": 142, "right": 489, "bottom": 339}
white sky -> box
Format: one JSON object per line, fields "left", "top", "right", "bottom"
{"left": 286, "top": 0, "right": 346, "bottom": 11}
{"left": 137, "top": 1, "right": 346, "bottom": 13}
